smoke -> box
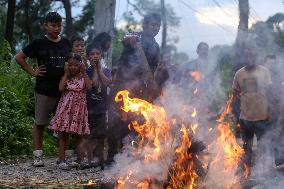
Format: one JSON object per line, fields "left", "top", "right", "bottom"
{"left": 104, "top": 43, "right": 236, "bottom": 188}
{"left": 104, "top": 15, "right": 284, "bottom": 188}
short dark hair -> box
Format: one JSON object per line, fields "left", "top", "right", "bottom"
{"left": 65, "top": 53, "right": 82, "bottom": 62}
{"left": 70, "top": 35, "right": 84, "bottom": 47}
{"left": 197, "top": 42, "right": 209, "bottom": 51}
{"left": 86, "top": 43, "right": 102, "bottom": 55}
{"left": 143, "top": 13, "right": 161, "bottom": 25}
{"left": 264, "top": 54, "right": 276, "bottom": 62}
{"left": 92, "top": 32, "right": 111, "bottom": 52}
{"left": 44, "top": 12, "right": 62, "bottom": 23}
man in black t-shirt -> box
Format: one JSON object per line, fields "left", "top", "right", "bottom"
{"left": 106, "top": 13, "right": 162, "bottom": 165}
{"left": 116, "top": 13, "right": 161, "bottom": 101}
{"left": 15, "top": 12, "right": 71, "bottom": 167}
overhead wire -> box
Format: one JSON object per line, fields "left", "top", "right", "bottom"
{"left": 230, "top": 0, "right": 261, "bottom": 25}
{"left": 212, "top": 0, "right": 234, "bottom": 18}
{"left": 177, "top": 0, "right": 235, "bottom": 36}
{"left": 115, "top": 0, "right": 121, "bottom": 23}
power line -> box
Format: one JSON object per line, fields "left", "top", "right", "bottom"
{"left": 115, "top": 0, "right": 121, "bottom": 22}
{"left": 231, "top": 0, "right": 261, "bottom": 24}
{"left": 177, "top": 0, "right": 235, "bottom": 36}
{"left": 212, "top": 0, "right": 234, "bottom": 18}
{"left": 250, "top": 6, "right": 262, "bottom": 21}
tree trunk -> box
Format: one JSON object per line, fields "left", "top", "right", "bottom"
{"left": 235, "top": 0, "right": 249, "bottom": 69}
{"left": 62, "top": 0, "right": 75, "bottom": 39}
{"left": 24, "top": 0, "right": 33, "bottom": 42}
{"left": 5, "top": 0, "right": 16, "bottom": 45}
{"left": 94, "top": 0, "right": 116, "bottom": 68}
{"left": 94, "top": 0, "right": 116, "bottom": 35}
{"left": 160, "top": 0, "right": 167, "bottom": 61}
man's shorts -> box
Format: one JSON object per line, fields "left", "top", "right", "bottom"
{"left": 34, "top": 92, "right": 59, "bottom": 126}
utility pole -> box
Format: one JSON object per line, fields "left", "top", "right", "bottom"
{"left": 235, "top": 0, "right": 249, "bottom": 70}
{"left": 160, "top": 0, "right": 167, "bottom": 61}
{"left": 94, "top": 0, "right": 116, "bottom": 68}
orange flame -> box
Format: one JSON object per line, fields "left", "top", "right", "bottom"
{"left": 167, "top": 127, "right": 198, "bottom": 189}
{"left": 190, "top": 71, "right": 201, "bottom": 82}
{"left": 205, "top": 96, "right": 244, "bottom": 188}
{"left": 191, "top": 123, "right": 199, "bottom": 134}
{"left": 216, "top": 96, "right": 244, "bottom": 167}
{"left": 115, "top": 90, "right": 197, "bottom": 189}
{"left": 86, "top": 179, "right": 94, "bottom": 186}
{"left": 114, "top": 90, "right": 244, "bottom": 189}
{"left": 244, "top": 163, "right": 250, "bottom": 179}
{"left": 115, "top": 90, "right": 172, "bottom": 188}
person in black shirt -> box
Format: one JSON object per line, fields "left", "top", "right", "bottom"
{"left": 106, "top": 13, "right": 161, "bottom": 165}
{"left": 84, "top": 44, "right": 112, "bottom": 169}
{"left": 15, "top": 12, "right": 71, "bottom": 167}
{"left": 116, "top": 13, "right": 161, "bottom": 102}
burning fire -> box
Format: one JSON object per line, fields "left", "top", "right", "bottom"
{"left": 114, "top": 90, "right": 198, "bottom": 188}
{"left": 190, "top": 71, "right": 201, "bottom": 82}
{"left": 167, "top": 127, "right": 198, "bottom": 189}
{"left": 113, "top": 90, "right": 245, "bottom": 189}
{"left": 115, "top": 90, "right": 172, "bottom": 188}
{"left": 204, "top": 96, "right": 244, "bottom": 188}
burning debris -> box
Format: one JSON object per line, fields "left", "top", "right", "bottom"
{"left": 104, "top": 88, "right": 245, "bottom": 189}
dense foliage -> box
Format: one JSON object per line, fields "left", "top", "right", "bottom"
{"left": 0, "top": 40, "right": 57, "bottom": 158}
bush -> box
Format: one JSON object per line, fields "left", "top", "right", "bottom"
{"left": 0, "top": 39, "right": 57, "bottom": 158}
{"left": 0, "top": 88, "right": 33, "bottom": 157}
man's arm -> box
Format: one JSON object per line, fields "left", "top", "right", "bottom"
{"left": 232, "top": 73, "right": 241, "bottom": 99}
{"left": 15, "top": 51, "right": 46, "bottom": 77}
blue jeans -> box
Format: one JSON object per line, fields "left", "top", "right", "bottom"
{"left": 239, "top": 119, "right": 269, "bottom": 167}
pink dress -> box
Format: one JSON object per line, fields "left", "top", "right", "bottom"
{"left": 49, "top": 77, "right": 90, "bottom": 135}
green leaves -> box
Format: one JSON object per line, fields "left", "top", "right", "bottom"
{"left": 0, "top": 87, "right": 33, "bottom": 157}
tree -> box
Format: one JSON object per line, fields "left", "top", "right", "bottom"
{"left": 94, "top": 0, "right": 116, "bottom": 35}
{"left": 73, "top": 0, "right": 96, "bottom": 43}
{"left": 0, "top": 2, "right": 7, "bottom": 40}
{"left": 266, "top": 13, "right": 284, "bottom": 30}
{"left": 24, "top": 0, "right": 33, "bottom": 41}
{"left": 160, "top": 0, "right": 167, "bottom": 59}
{"left": 125, "top": 0, "right": 181, "bottom": 60}
{"left": 126, "top": 0, "right": 180, "bottom": 34}
{"left": 5, "top": 0, "right": 16, "bottom": 45}
{"left": 93, "top": 0, "right": 116, "bottom": 68}
{"left": 14, "top": 0, "right": 53, "bottom": 47}
{"left": 249, "top": 13, "right": 284, "bottom": 50}
{"left": 234, "top": 0, "right": 249, "bottom": 69}
{"left": 60, "top": 0, "right": 75, "bottom": 38}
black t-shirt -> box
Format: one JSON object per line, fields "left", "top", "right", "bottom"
{"left": 86, "top": 67, "right": 112, "bottom": 115}
{"left": 22, "top": 36, "right": 71, "bottom": 97}
{"left": 141, "top": 33, "right": 160, "bottom": 73}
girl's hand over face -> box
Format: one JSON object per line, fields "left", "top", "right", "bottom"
{"left": 64, "top": 62, "right": 70, "bottom": 76}
{"left": 80, "top": 63, "right": 86, "bottom": 74}
{"left": 97, "top": 61, "right": 102, "bottom": 72}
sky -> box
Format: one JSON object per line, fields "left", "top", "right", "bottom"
{"left": 72, "top": 0, "right": 284, "bottom": 58}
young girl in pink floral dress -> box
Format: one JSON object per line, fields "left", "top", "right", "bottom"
{"left": 49, "top": 53, "right": 92, "bottom": 169}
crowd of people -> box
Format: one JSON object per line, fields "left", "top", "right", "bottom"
{"left": 14, "top": 10, "right": 284, "bottom": 176}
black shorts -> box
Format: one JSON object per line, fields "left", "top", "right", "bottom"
{"left": 88, "top": 113, "right": 107, "bottom": 139}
